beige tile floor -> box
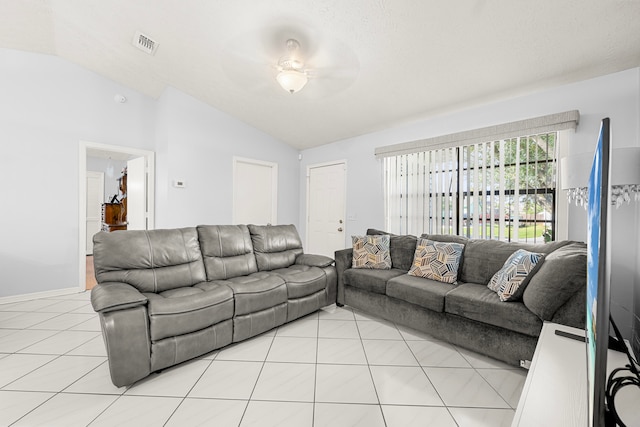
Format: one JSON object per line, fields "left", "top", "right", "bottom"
{"left": 0, "top": 292, "right": 527, "bottom": 426}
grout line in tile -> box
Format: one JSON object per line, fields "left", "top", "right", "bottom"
{"left": 0, "top": 353, "right": 64, "bottom": 390}
{"left": 352, "top": 312, "right": 386, "bottom": 426}
{"left": 238, "top": 331, "right": 277, "bottom": 426}
{"left": 162, "top": 357, "right": 217, "bottom": 426}
{"left": 312, "top": 306, "right": 321, "bottom": 427}
{"left": 4, "top": 389, "right": 59, "bottom": 426}
{"left": 397, "top": 318, "right": 452, "bottom": 413}
{"left": 2, "top": 330, "right": 60, "bottom": 355}
{"left": 1, "top": 298, "right": 521, "bottom": 427}
{"left": 86, "top": 392, "right": 124, "bottom": 426}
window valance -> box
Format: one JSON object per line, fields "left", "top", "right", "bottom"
{"left": 374, "top": 110, "right": 579, "bottom": 159}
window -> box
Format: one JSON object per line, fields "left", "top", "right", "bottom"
{"left": 384, "top": 133, "right": 557, "bottom": 242}
{"left": 377, "top": 111, "right": 579, "bottom": 243}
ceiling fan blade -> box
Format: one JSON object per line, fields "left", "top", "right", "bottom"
{"left": 219, "top": 17, "right": 359, "bottom": 97}
{"left": 307, "top": 66, "right": 359, "bottom": 80}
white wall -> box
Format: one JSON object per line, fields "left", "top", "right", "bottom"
{"left": 2, "top": 45, "right": 638, "bottom": 343}
{"left": 0, "top": 48, "right": 300, "bottom": 299}
{"left": 300, "top": 67, "right": 640, "bottom": 339}
{"left": 153, "top": 87, "right": 300, "bottom": 228}
{"left": 0, "top": 48, "right": 157, "bottom": 299}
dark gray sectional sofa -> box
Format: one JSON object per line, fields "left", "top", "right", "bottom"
{"left": 91, "top": 224, "right": 336, "bottom": 387}
{"left": 335, "top": 229, "right": 587, "bottom": 367}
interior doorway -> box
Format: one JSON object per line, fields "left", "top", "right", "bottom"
{"left": 232, "top": 156, "right": 278, "bottom": 225}
{"left": 78, "top": 141, "right": 155, "bottom": 292}
{"left": 306, "top": 161, "right": 346, "bottom": 258}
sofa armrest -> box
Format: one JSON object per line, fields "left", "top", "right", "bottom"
{"left": 334, "top": 248, "right": 353, "bottom": 305}
{"left": 100, "top": 306, "right": 152, "bottom": 387}
{"left": 91, "top": 282, "right": 148, "bottom": 313}
{"left": 295, "top": 254, "right": 334, "bottom": 268}
{"left": 550, "top": 286, "right": 586, "bottom": 329}
{"left": 334, "top": 248, "right": 353, "bottom": 270}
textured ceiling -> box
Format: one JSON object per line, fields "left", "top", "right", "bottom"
{"left": 1, "top": 0, "right": 639, "bottom": 149}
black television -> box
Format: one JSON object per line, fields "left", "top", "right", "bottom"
{"left": 586, "top": 117, "right": 612, "bottom": 427}
{"left": 585, "top": 118, "right": 640, "bottom": 427}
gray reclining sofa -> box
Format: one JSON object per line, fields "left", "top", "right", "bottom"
{"left": 91, "top": 224, "right": 336, "bottom": 387}
{"left": 335, "top": 229, "right": 586, "bottom": 367}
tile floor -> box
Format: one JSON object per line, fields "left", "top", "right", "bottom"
{"left": 0, "top": 292, "right": 528, "bottom": 427}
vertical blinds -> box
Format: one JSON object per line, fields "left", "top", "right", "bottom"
{"left": 384, "top": 132, "right": 560, "bottom": 242}
{"left": 384, "top": 148, "right": 458, "bottom": 236}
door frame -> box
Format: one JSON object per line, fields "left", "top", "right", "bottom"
{"left": 85, "top": 170, "right": 105, "bottom": 255}
{"left": 78, "top": 141, "right": 155, "bottom": 292}
{"left": 305, "top": 159, "right": 347, "bottom": 251}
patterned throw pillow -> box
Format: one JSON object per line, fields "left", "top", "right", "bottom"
{"left": 488, "top": 249, "right": 544, "bottom": 302}
{"left": 352, "top": 235, "right": 392, "bottom": 269}
{"left": 408, "top": 238, "right": 465, "bottom": 284}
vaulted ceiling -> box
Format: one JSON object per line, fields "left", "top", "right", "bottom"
{"left": 2, "top": 0, "right": 639, "bottom": 149}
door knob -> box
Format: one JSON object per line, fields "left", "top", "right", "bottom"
{"left": 338, "top": 227, "right": 343, "bottom": 232}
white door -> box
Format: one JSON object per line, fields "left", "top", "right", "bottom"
{"left": 126, "top": 156, "right": 147, "bottom": 230}
{"left": 307, "top": 162, "right": 346, "bottom": 257}
{"left": 86, "top": 171, "right": 104, "bottom": 254}
{"left": 233, "top": 157, "right": 278, "bottom": 225}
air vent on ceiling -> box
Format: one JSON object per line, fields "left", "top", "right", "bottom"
{"left": 132, "top": 31, "right": 158, "bottom": 55}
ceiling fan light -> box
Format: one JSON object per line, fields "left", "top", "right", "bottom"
{"left": 276, "top": 69, "right": 308, "bottom": 94}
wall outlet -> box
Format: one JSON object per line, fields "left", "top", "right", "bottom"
{"left": 520, "top": 360, "right": 531, "bottom": 369}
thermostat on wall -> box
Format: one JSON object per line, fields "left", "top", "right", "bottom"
{"left": 173, "top": 180, "right": 187, "bottom": 188}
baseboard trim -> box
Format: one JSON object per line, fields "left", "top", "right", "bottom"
{"left": 0, "top": 287, "right": 80, "bottom": 305}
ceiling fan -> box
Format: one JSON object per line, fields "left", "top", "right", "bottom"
{"left": 220, "top": 23, "right": 359, "bottom": 97}
{"left": 276, "top": 38, "right": 309, "bottom": 94}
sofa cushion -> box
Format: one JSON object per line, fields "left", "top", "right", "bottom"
{"left": 523, "top": 242, "right": 587, "bottom": 320}
{"left": 233, "top": 303, "right": 288, "bottom": 342}
{"left": 197, "top": 225, "right": 257, "bottom": 280}
{"left": 487, "top": 249, "right": 544, "bottom": 302}
{"left": 145, "top": 283, "right": 234, "bottom": 341}
{"left": 459, "top": 239, "right": 569, "bottom": 285}
{"left": 248, "top": 224, "right": 304, "bottom": 271}
{"left": 444, "top": 283, "right": 543, "bottom": 337}
{"left": 93, "top": 228, "right": 207, "bottom": 293}
{"left": 295, "top": 254, "right": 334, "bottom": 268}
{"left": 408, "top": 238, "right": 464, "bottom": 284}
{"left": 421, "top": 234, "right": 470, "bottom": 275}
{"left": 367, "top": 229, "right": 418, "bottom": 271}
{"left": 271, "top": 265, "right": 327, "bottom": 299}
{"left": 212, "top": 272, "right": 287, "bottom": 316}
{"left": 386, "top": 274, "right": 455, "bottom": 312}
{"left": 352, "top": 235, "right": 392, "bottom": 269}
{"left": 344, "top": 268, "right": 405, "bottom": 294}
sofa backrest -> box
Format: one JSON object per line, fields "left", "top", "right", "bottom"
{"left": 93, "top": 227, "right": 206, "bottom": 293}
{"left": 248, "top": 224, "right": 303, "bottom": 271}
{"left": 458, "top": 239, "right": 570, "bottom": 285}
{"left": 367, "top": 228, "right": 417, "bottom": 271}
{"left": 523, "top": 241, "right": 587, "bottom": 321}
{"left": 197, "top": 225, "right": 258, "bottom": 280}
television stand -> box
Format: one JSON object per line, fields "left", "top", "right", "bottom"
{"left": 512, "top": 322, "right": 640, "bottom": 426}
{"left": 607, "top": 335, "right": 628, "bottom": 353}
{"left": 554, "top": 327, "right": 630, "bottom": 351}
